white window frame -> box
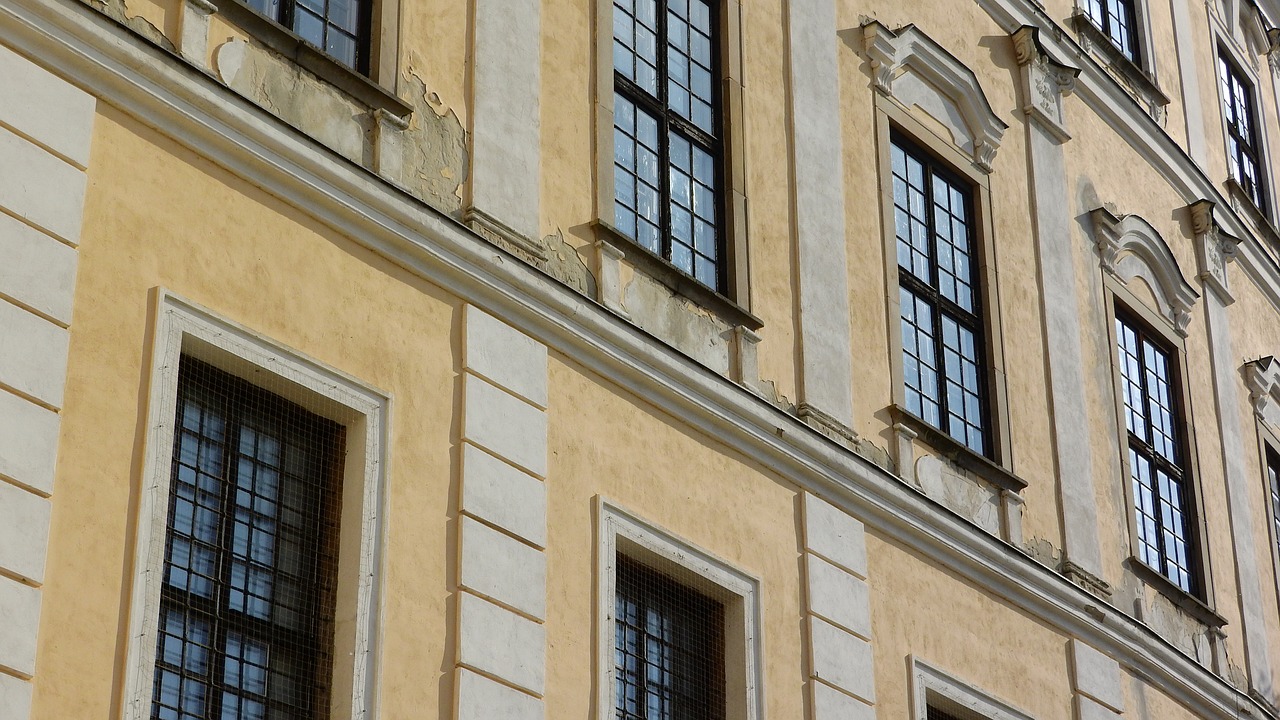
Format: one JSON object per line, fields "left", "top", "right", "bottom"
{"left": 910, "top": 657, "right": 1033, "bottom": 720}
{"left": 119, "top": 289, "right": 390, "bottom": 720}
{"left": 595, "top": 497, "right": 763, "bottom": 720}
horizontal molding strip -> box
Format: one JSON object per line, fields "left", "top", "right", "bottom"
{"left": 0, "top": 0, "right": 1266, "bottom": 718}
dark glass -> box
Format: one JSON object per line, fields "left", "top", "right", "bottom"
{"left": 1219, "top": 53, "right": 1267, "bottom": 213}
{"left": 1081, "top": 0, "right": 1140, "bottom": 64}
{"left": 246, "top": 0, "right": 370, "bottom": 74}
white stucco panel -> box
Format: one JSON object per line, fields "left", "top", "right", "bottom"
{"left": 0, "top": 211, "right": 78, "bottom": 325}
{"left": 809, "top": 616, "right": 876, "bottom": 703}
{"left": 0, "top": 576, "right": 41, "bottom": 677}
{"left": 1070, "top": 640, "right": 1124, "bottom": 712}
{"left": 0, "top": 127, "right": 87, "bottom": 246}
{"left": 807, "top": 554, "right": 871, "bottom": 639}
{"left": 0, "top": 301, "right": 70, "bottom": 408}
{"left": 0, "top": 389, "right": 60, "bottom": 495}
{"left": 1074, "top": 694, "right": 1121, "bottom": 720}
{"left": 461, "top": 443, "right": 547, "bottom": 547}
{"left": 0, "top": 483, "right": 51, "bottom": 584}
{"left": 464, "top": 305, "right": 548, "bottom": 408}
{"left": 460, "top": 516, "right": 547, "bottom": 620}
{"left": 457, "top": 667, "right": 542, "bottom": 720}
{"left": 463, "top": 374, "right": 548, "bottom": 477}
{"left": 458, "top": 592, "right": 545, "bottom": 695}
{"left": 803, "top": 493, "right": 868, "bottom": 578}
{"left": 813, "top": 679, "right": 876, "bottom": 720}
{"left": 0, "top": 42, "right": 95, "bottom": 168}
{"left": 0, "top": 672, "right": 32, "bottom": 720}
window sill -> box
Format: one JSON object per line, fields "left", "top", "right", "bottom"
{"left": 1069, "top": 13, "right": 1170, "bottom": 119}
{"left": 214, "top": 0, "right": 412, "bottom": 117}
{"left": 890, "top": 405, "right": 1027, "bottom": 493}
{"left": 593, "top": 220, "right": 763, "bottom": 331}
{"left": 1128, "top": 558, "right": 1226, "bottom": 628}
{"left": 1225, "top": 178, "right": 1280, "bottom": 243}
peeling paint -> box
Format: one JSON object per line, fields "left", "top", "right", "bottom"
{"left": 213, "top": 39, "right": 370, "bottom": 165}
{"left": 85, "top": 0, "right": 175, "bottom": 52}
{"left": 915, "top": 455, "right": 1001, "bottom": 535}
{"left": 397, "top": 67, "right": 467, "bottom": 211}
{"left": 624, "top": 273, "right": 732, "bottom": 375}
{"left": 1023, "top": 536, "right": 1062, "bottom": 569}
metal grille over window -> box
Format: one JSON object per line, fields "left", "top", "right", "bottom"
{"left": 891, "top": 134, "right": 990, "bottom": 456}
{"left": 614, "top": 554, "right": 725, "bottom": 720}
{"left": 1219, "top": 53, "right": 1267, "bottom": 213}
{"left": 246, "top": 0, "right": 370, "bottom": 72}
{"left": 613, "top": 0, "right": 724, "bottom": 291}
{"left": 1115, "top": 315, "right": 1195, "bottom": 593}
{"left": 153, "top": 358, "right": 344, "bottom": 720}
{"left": 1080, "top": 0, "right": 1139, "bottom": 63}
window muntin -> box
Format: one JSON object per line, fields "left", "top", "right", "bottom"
{"left": 246, "top": 0, "right": 370, "bottom": 73}
{"left": 1268, "top": 449, "right": 1280, "bottom": 576}
{"left": 1080, "top": 0, "right": 1140, "bottom": 63}
{"left": 1219, "top": 52, "right": 1267, "bottom": 213}
{"left": 1116, "top": 314, "right": 1195, "bottom": 593}
{"left": 614, "top": 554, "right": 725, "bottom": 720}
{"left": 153, "top": 359, "right": 342, "bottom": 720}
{"left": 613, "top": 0, "right": 724, "bottom": 291}
{"left": 892, "top": 134, "right": 990, "bottom": 456}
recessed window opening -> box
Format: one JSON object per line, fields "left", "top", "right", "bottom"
{"left": 1081, "top": 0, "right": 1141, "bottom": 63}
{"left": 247, "top": 0, "right": 372, "bottom": 73}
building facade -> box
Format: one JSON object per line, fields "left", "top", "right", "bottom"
{"left": 4, "top": 0, "right": 1280, "bottom": 718}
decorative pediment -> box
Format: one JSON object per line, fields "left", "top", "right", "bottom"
{"left": 1244, "top": 356, "right": 1280, "bottom": 428}
{"left": 862, "top": 21, "right": 1008, "bottom": 172}
{"left": 1091, "top": 207, "right": 1200, "bottom": 336}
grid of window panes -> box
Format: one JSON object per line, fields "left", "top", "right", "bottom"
{"left": 892, "top": 135, "right": 989, "bottom": 456}
{"left": 1116, "top": 316, "right": 1194, "bottom": 593}
{"left": 245, "top": 0, "right": 368, "bottom": 73}
{"left": 1268, "top": 450, "right": 1280, "bottom": 573}
{"left": 1219, "top": 53, "right": 1267, "bottom": 213}
{"left": 613, "top": 0, "right": 723, "bottom": 291}
{"left": 614, "top": 555, "right": 724, "bottom": 720}
{"left": 153, "top": 359, "right": 342, "bottom": 720}
{"left": 1080, "top": 0, "right": 1140, "bottom": 63}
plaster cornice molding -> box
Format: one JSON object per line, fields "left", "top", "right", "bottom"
{"left": 1244, "top": 356, "right": 1280, "bottom": 422}
{"left": 1011, "top": 25, "right": 1080, "bottom": 142}
{"left": 1188, "top": 199, "right": 1242, "bottom": 304}
{"left": 0, "top": 1, "right": 1270, "bottom": 719}
{"left": 860, "top": 20, "right": 1009, "bottom": 171}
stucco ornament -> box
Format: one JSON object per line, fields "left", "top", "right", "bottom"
{"left": 1243, "top": 356, "right": 1280, "bottom": 428}
{"left": 1188, "top": 199, "right": 1240, "bottom": 303}
{"left": 1090, "top": 207, "right": 1200, "bottom": 336}
{"left": 1011, "top": 26, "right": 1080, "bottom": 143}
{"left": 860, "top": 21, "right": 1008, "bottom": 172}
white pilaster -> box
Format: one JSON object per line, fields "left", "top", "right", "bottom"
{"left": 456, "top": 305, "right": 549, "bottom": 714}
{"left": 786, "top": 0, "right": 855, "bottom": 432}
{"left": 467, "top": 0, "right": 541, "bottom": 243}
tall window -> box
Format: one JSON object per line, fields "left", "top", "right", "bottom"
{"left": 613, "top": 0, "right": 724, "bottom": 291}
{"left": 152, "top": 359, "right": 343, "bottom": 720}
{"left": 247, "top": 0, "right": 370, "bottom": 73}
{"left": 1219, "top": 52, "right": 1267, "bottom": 213}
{"left": 1115, "top": 314, "right": 1196, "bottom": 593}
{"left": 614, "top": 554, "right": 724, "bottom": 720}
{"left": 1267, "top": 449, "right": 1280, "bottom": 576}
{"left": 892, "top": 134, "right": 990, "bottom": 456}
{"left": 1080, "top": 0, "right": 1140, "bottom": 63}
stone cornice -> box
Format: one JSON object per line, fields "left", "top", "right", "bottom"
{"left": 0, "top": 0, "right": 1269, "bottom": 719}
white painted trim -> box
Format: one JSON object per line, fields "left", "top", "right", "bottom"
{"left": 120, "top": 289, "right": 390, "bottom": 720}
{"left": 910, "top": 657, "right": 1033, "bottom": 720}
{"left": 0, "top": 1, "right": 1266, "bottom": 716}
{"left": 861, "top": 21, "right": 1009, "bottom": 172}
{"left": 1090, "top": 208, "right": 1200, "bottom": 336}
{"left": 595, "top": 497, "right": 763, "bottom": 720}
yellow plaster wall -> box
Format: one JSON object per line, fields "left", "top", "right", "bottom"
{"left": 35, "top": 102, "right": 462, "bottom": 718}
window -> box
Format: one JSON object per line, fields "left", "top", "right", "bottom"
{"left": 892, "top": 133, "right": 990, "bottom": 456}
{"left": 612, "top": 0, "right": 724, "bottom": 291}
{"left": 1267, "top": 448, "right": 1280, "bottom": 576}
{"left": 152, "top": 358, "right": 343, "bottom": 720}
{"left": 1080, "top": 0, "right": 1140, "bottom": 63}
{"left": 1115, "top": 313, "right": 1196, "bottom": 593}
{"left": 246, "top": 0, "right": 371, "bottom": 73}
{"left": 1219, "top": 52, "right": 1267, "bottom": 213}
{"left": 614, "top": 555, "right": 725, "bottom": 720}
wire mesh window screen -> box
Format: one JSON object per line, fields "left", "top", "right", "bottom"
{"left": 614, "top": 553, "right": 725, "bottom": 720}
{"left": 926, "top": 703, "right": 989, "bottom": 720}
{"left": 153, "top": 357, "right": 345, "bottom": 720}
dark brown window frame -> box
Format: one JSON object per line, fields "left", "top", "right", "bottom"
{"left": 1219, "top": 50, "right": 1268, "bottom": 216}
